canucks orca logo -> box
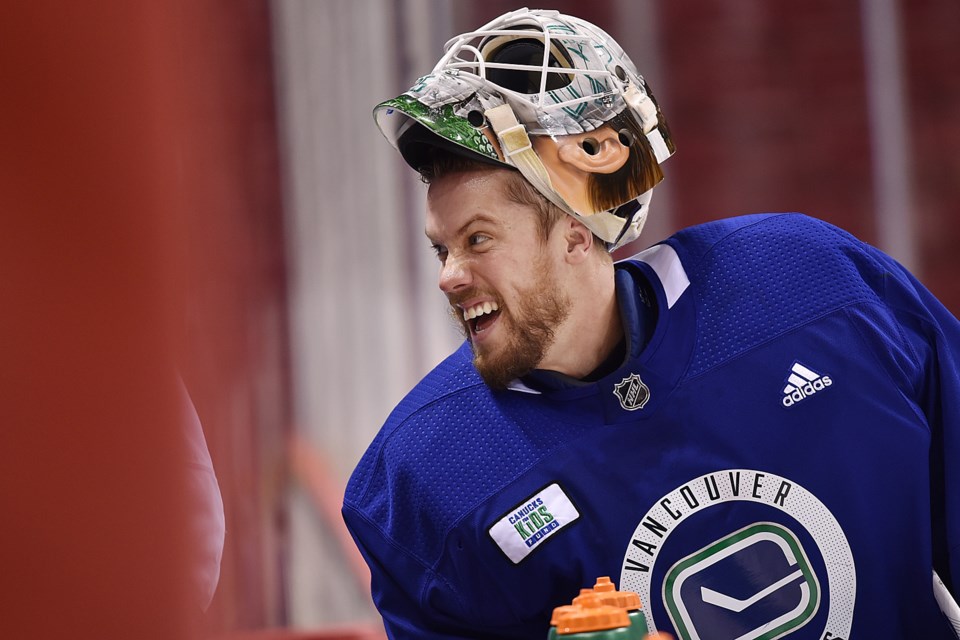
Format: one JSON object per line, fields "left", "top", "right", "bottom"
{"left": 620, "top": 469, "right": 855, "bottom": 640}
{"left": 614, "top": 373, "right": 650, "bottom": 411}
{"left": 664, "top": 523, "right": 820, "bottom": 640}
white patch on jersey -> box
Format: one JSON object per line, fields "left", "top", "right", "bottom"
{"left": 489, "top": 484, "right": 580, "bottom": 564}
{"left": 633, "top": 243, "right": 690, "bottom": 309}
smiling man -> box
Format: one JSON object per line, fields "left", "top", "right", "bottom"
{"left": 342, "top": 8, "right": 960, "bottom": 640}
{"left": 425, "top": 162, "right": 618, "bottom": 390}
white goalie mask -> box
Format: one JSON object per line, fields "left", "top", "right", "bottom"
{"left": 373, "top": 7, "right": 675, "bottom": 250}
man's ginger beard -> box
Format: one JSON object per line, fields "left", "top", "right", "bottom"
{"left": 450, "top": 252, "right": 571, "bottom": 390}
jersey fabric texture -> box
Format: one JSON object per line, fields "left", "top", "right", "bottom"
{"left": 343, "top": 213, "right": 960, "bottom": 640}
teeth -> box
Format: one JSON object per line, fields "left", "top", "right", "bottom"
{"left": 462, "top": 301, "right": 499, "bottom": 322}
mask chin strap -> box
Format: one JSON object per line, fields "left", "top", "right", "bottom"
{"left": 484, "top": 103, "right": 633, "bottom": 247}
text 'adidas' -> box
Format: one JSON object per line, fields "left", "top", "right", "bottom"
{"left": 782, "top": 362, "right": 833, "bottom": 407}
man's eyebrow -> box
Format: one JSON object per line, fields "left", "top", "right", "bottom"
{"left": 455, "top": 214, "right": 498, "bottom": 238}
{"left": 454, "top": 213, "right": 497, "bottom": 238}
{"left": 426, "top": 214, "right": 499, "bottom": 245}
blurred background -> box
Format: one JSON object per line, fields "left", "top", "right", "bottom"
{"left": 2, "top": 0, "right": 958, "bottom": 638}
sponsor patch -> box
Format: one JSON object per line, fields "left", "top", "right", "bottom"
{"left": 489, "top": 483, "right": 580, "bottom": 564}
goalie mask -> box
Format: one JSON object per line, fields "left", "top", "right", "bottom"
{"left": 373, "top": 7, "right": 675, "bottom": 250}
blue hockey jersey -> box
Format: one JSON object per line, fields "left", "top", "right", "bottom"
{"left": 343, "top": 213, "right": 960, "bottom": 639}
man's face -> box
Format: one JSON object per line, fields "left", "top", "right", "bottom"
{"left": 425, "top": 168, "right": 570, "bottom": 389}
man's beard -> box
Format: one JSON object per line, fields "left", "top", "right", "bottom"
{"left": 449, "top": 259, "right": 570, "bottom": 390}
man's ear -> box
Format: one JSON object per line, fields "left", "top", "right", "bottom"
{"left": 555, "top": 126, "right": 629, "bottom": 175}
{"left": 560, "top": 217, "right": 596, "bottom": 263}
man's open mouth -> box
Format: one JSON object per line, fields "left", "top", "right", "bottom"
{"left": 463, "top": 301, "right": 501, "bottom": 335}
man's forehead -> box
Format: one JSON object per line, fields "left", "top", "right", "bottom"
{"left": 424, "top": 169, "right": 541, "bottom": 241}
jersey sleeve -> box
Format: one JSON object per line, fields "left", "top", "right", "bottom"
{"left": 863, "top": 243, "right": 960, "bottom": 607}
{"left": 341, "top": 504, "right": 490, "bottom": 640}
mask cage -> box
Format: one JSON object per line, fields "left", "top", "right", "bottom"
{"left": 432, "top": 13, "right": 628, "bottom": 116}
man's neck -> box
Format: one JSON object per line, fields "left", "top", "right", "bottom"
{"left": 537, "top": 261, "right": 622, "bottom": 379}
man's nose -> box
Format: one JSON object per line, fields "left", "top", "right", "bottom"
{"left": 439, "top": 253, "right": 471, "bottom": 294}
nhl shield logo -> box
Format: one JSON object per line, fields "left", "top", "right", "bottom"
{"left": 614, "top": 373, "right": 650, "bottom": 411}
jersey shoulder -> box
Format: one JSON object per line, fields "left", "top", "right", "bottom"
{"left": 665, "top": 213, "right": 890, "bottom": 376}
{"left": 667, "top": 213, "right": 872, "bottom": 272}
{"left": 345, "top": 341, "right": 480, "bottom": 503}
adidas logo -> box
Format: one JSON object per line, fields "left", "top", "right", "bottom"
{"left": 782, "top": 362, "right": 833, "bottom": 407}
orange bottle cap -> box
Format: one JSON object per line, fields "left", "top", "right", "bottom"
{"left": 593, "top": 577, "right": 616, "bottom": 592}
{"left": 588, "top": 576, "right": 642, "bottom": 611}
{"left": 553, "top": 593, "right": 630, "bottom": 635}
{"left": 550, "top": 605, "right": 579, "bottom": 626}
